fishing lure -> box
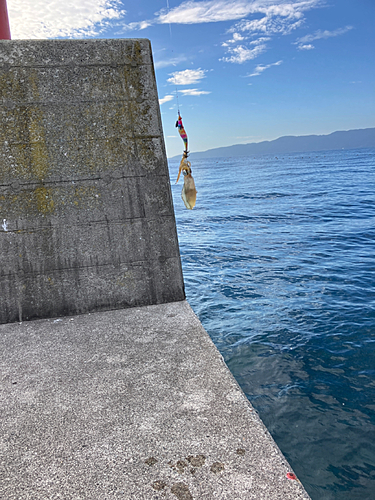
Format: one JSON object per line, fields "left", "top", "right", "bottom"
{"left": 176, "top": 114, "right": 188, "bottom": 152}
{"left": 175, "top": 114, "right": 197, "bottom": 210}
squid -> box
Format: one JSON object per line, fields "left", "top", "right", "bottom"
{"left": 176, "top": 152, "right": 197, "bottom": 210}
{"left": 175, "top": 114, "right": 197, "bottom": 210}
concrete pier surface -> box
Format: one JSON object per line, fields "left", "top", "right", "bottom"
{"left": 0, "top": 300, "right": 310, "bottom": 499}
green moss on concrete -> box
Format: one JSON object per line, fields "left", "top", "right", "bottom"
{"left": 34, "top": 186, "right": 55, "bottom": 214}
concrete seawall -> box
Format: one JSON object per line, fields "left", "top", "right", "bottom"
{"left": 0, "top": 39, "right": 311, "bottom": 499}
{"left": 0, "top": 39, "right": 184, "bottom": 324}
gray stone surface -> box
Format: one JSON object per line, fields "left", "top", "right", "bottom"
{"left": 0, "top": 39, "right": 184, "bottom": 323}
{"left": 0, "top": 300, "right": 311, "bottom": 499}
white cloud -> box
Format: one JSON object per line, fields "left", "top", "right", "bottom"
{"left": 234, "top": 17, "right": 268, "bottom": 34}
{"left": 121, "top": 20, "right": 152, "bottom": 31}
{"left": 179, "top": 88, "right": 211, "bottom": 95}
{"left": 154, "top": 56, "right": 188, "bottom": 70}
{"left": 232, "top": 12, "right": 304, "bottom": 36}
{"left": 221, "top": 43, "right": 267, "bottom": 63}
{"left": 159, "top": 95, "right": 175, "bottom": 105}
{"left": 296, "top": 25, "right": 353, "bottom": 44}
{"left": 298, "top": 43, "right": 314, "bottom": 50}
{"left": 157, "top": 0, "right": 258, "bottom": 25}
{"left": 218, "top": 1, "right": 321, "bottom": 63}
{"left": 222, "top": 32, "right": 246, "bottom": 46}
{"left": 119, "top": 0, "right": 318, "bottom": 34}
{"left": 95, "top": 0, "right": 324, "bottom": 66}
{"left": 8, "top": 0, "right": 126, "bottom": 39}
{"left": 167, "top": 68, "right": 207, "bottom": 85}
{"left": 156, "top": 0, "right": 320, "bottom": 26}
{"left": 233, "top": 32, "right": 245, "bottom": 41}
{"left": 247, "top": 59, "right": 283, "bottom": 76}
{"left": 250, "top": 37, "right": 271, "bottom": 44}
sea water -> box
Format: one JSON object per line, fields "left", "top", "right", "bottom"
{"left": 169, "top": 148, "right": 375, "bottom": 500}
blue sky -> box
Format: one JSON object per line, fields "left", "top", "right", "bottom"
{"left": 7, "top": 0, "right": 375, "bottom": 157}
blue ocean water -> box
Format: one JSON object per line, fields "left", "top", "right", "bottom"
{"left": 169, "top": 148, "right": 375, "bottom": 500}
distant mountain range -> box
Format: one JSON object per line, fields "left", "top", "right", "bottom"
{"left": 171, "top": 127, "right": 375, "bottom": 159}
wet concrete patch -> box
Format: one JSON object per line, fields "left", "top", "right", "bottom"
{"left": 186, "top": 455, "right": 206, "bottom": 467}
{"left": 210, "top": 462, "right": 225, "bottom": 474}
{"left": 170, "top": 483, "right": 193, "bottom": 500}
{"left": 145, "top": 457, "right": 158, "bottom": 466}
{"left": 152, "top": 480, "right": 167, "bottom": 491}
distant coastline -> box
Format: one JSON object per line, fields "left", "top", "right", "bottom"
{"left": 170, "top": 127, "right": 375, "bottom": 160}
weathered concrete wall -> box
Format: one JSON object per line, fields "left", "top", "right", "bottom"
{"left": 0, "top": 39, "right": 185, "bottom": 324}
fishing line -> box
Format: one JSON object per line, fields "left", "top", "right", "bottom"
{"left": 166, "top": 0, "right": 180, "bottom": 114}
{"left": 165, "top": 1, "right": 197, "bottom": 210}
{"left": 166, "top": 0, "right": 172, "bottom": 38}
{"left": 175, "top": 86, "right": 180, "bottom": 114}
